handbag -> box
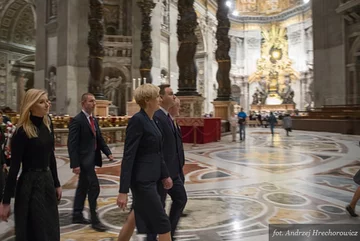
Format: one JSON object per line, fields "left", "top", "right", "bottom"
{"left": 353, "top": 169, "right": 360, "bottom": 185}
{"left": 238, "top": 118, "right": 245, "bottom": 124}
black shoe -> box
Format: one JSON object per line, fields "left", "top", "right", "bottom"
{"left": 92, "top": 222, "right": 108, "bottom": 232}
{"left": 72, "top": 216, "right": 91, "bottom": 224}
{"left": 346, "top": 205, "right": 359, "bottom": 217}
{"left": 181, "top": 213, "right": 188, "bottom": 217}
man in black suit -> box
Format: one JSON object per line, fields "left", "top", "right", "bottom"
{"left": 147, "top": 85, "right": 187, "bottom": 241}
{"left": 68, "top": 93, "right": 114, "bottom": 232}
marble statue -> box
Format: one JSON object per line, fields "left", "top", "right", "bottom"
{"left": 46, "top": 72, "right": 56, "bottom": 101}
{"left": 252, "top": 88, "right": 260, "bottom": 105}
{"left": 257, "top": 78, "right": 268, "bottom": 104}
{"left": 304, "top": 82, "right": 314, "bottom": 111}
{"left": 104, "top": 76, "right": 122, "bottom": 104}
{"left": 161, "top": 0, "right": 169, "bottom": 28}
{"left": 280, "top": 78, "right": 295, "bottom": 104}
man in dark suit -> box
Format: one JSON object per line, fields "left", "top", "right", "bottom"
{"left": 168, "top": 97, "right": 185, "bottom": 183}
{"left": 68, "top": 93, "right": 114, "bottom": 232}
{"left": 147, "top": 85, "right": 187, "bottom": 241}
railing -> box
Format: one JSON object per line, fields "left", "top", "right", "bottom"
{"left": 54, "top": 126, "right": 126, "bottom": 148}
{"left": 104, "top": 35, "right": 132, "bottom": 58}
{"left": 5, "top": 114, "right": 129, "bottom": 147}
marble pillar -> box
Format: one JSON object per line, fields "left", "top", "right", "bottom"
{"left": 214, "top": 0, "right": 231, "bottom": 100}
{"left": 241, "top": 77, "right": 249, "bottom": 113}
{"left": 346, "top": 64, "right": 360, "bottom": 104}
{"left": 313, "top": 0, "right": 346, "bottom": 106}
{"left": 138, "top": 0, "right": 156, "bottom": 84}
{"left": 168, "top": 2, "right": 179, "bottom": 92}
{"left": 300, "top": 72, "right": 307, "bottom": 110}
{"left": 88, "top": 0, "right": 106, "bottom": 100}
{"left": 16, "top": 73, "right": 25, "bottom": 112}
{"left": 176, "top": 0, "right": 198, "bottom": 96}
{"left": 55, "top": 0, "right": 89, "bottom": 115}
{"left": 212, "top": 0, "right": 233, "bottom": 120}
{"left": 131, "top": 2, "right": 142, "bottom": 86}
{"left": 34, "top": 0, "right": 46, "bottom": 91}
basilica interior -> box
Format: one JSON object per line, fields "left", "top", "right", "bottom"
{"left": 0, "top": 0, "right": 360, "bottom": 240}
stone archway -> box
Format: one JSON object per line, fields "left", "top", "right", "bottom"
{"left": 0, "top": 0, "right": 36, "bottom": 47}
{"left": 0, "top": 0, "right": 36, "bottom": 110}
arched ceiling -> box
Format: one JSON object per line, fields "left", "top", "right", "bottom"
{"left": 235, "top": 0, "right": 305, "bottom": 16}
{"left": 0, "top": 0, "right": 35, "bottom": 47}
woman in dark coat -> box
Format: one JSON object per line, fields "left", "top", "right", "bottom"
{"left": 0, "top": 89, "right": 62, "bottom": 241}
{"left": 117, "top": 84, "right": 172, "bottom": 241}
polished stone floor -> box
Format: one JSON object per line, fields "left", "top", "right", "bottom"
{"left": 1, "top": 128, "right": 360, "bottom": 241}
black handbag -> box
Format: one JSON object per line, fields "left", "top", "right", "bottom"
{"left": 238, "top": 118, "right": 245, "bottom": 124}
{"left": 353, "top": 169, "right": 360, "bottom": 185}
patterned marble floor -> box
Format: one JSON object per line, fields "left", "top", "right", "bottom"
{"left": 1, "top": 128, "right": 360, "bottom": 241}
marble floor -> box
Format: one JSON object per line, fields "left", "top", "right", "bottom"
{"left": 1, "top": 128, "right": 360, "bottom": 241}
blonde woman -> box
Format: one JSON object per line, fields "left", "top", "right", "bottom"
{"left": 117, "top": 84, "right": 173, "bottom": 241}
{"left": 0, "top": 89, "right": 61, "bottom": 241}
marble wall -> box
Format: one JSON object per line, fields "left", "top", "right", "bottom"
{"left": 312, "top": 0, "right": 346, "bottom": 107}
{"left": 34, "top": 0, "right": 90, "bottom": 116}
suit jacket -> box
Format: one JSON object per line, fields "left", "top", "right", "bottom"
{"left": 154, "top": 109, "right": 182, "bottom": 179}
{"left": 119, "top": 109, "right": 169, "bottom": 193}
{"left": 174, "top": 122, "right": 185, "bottom": 169}
{"left": 68, "top": 111, "right": 111, "bottom": 169}
{"left": 0, "top": 126, "right": 5, "bottom": 165}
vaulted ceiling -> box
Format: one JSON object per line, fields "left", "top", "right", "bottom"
{"left": 0, "top": 0, "right": 35, "bottom": 47}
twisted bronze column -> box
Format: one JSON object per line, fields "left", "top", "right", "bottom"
{"left": 137, "top": 0, "right": 155, "bottom": 84}
{"left": 215, "top": 0, "right": 231, "bottom": 101}
{"left": 88, "top": 0, "right": 105, "bottom": 99}
{"left": 176, "top": 0, "right": 199, "bottom": 96}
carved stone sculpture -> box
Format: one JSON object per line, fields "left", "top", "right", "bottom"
{"left": 103, "top": 76, "right": 122, "bottom": 104}
{"left": 137, "top": 0, "right": 156, "bottom": 84}
{"left": 88, "top": 0, "right": 106, "bottom": 99}
{"left": 214, "top": 0, "right": 231, "bottom": 101}
{"left": 176, "top": 0, "right": 199, "bottom": 96}
{"left": 252, "top": 90, "right": 259, "bottom": 105}
{"left": 281, "top": 79, "right": 295, "bottom": 104}
{"left": 46, "top": 71, "right": 56, "bottom": 101}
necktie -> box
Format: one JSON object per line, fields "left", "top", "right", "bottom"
{"left": 89, "top": 116, "right": 97, "bottom": 149}
{"left": 167, "top": 114, "right": 175, "bottom": 132}
{"left": 173, "top": 119, "right": 179, "bottom": 132}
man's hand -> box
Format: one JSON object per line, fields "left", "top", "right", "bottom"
{"left": 117, "top": 193, "right": 128, "bottom": 211}
{"left": 162, "top": 177, "right": 173, "bottom": 190}
{"left": 72, "top": 167, "right": 80, "bottom": 175}
{"left": 2, "top": 164, "right": 6, "bottom": 170}
{"left": 108, "top": 155, "right": 114, "bottom": 162}
{"left": 0, "top": 204, "right": 11, "bottom": 222}
{"left": 56, "top": 187, "right": 62, "bottom": 201}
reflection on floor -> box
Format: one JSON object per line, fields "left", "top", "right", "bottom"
{"left": 1, "top": 128, "right": 360, "bottom": 241}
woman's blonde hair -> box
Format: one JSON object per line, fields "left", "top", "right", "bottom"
{"left": 17, "top": 89, "right": 51, "bottom": 138}
{"left": 134, "top": 84, "right": 160, "bottom": 109}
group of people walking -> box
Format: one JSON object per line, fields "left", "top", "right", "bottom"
{"left": 0, "top": 84, "right": 187, "bottom": 241}
{"left": 230, "top": 109, "right": 293, "bottom": 141}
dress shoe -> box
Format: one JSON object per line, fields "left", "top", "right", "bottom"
{"left": 180, "top": 213, "right": 188, "bottom": 217}
{"left": 92, "top": 222, "right": 108, "bottom": 232}
{"left": 72, "top": 216, "right": 91, "bottom": 224}
{"left": 346, "top": 205, "right": 359, "bottom": 217}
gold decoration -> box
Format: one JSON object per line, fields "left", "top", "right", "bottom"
{"left": 249, "top": 25, "right": 300, "bottom": 89}
{"left": 10, "top": 115, "right": 129, "bottom": 128}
